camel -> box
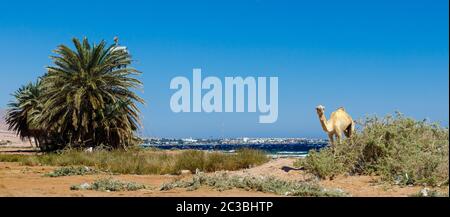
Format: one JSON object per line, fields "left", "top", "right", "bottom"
{"left": 315, "top": 105, "right": 355, "bottom": 146}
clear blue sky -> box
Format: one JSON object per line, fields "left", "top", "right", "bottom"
{"left": 0, "top": 0, "right": 448, "bottom": 138}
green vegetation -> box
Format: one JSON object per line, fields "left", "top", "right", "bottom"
{"left": 295, "top": 112, "right": 449, "bottom": 186}
{"left": 160, "top": 172, "right": 346, "bottom": 197}
{"left": 5, "top": 37, "right": 143, "bottom": 151}
{"left": 71, "top": 177, "right": 147, "bottom": 191}
{"left": 45, "top": 166, "right": 98, "bottom": 177}
{"left": 0, "top": 148, "right": 269, "bottom": 175}
{"left": 0, "top": 154, "right": 25, "bottom": 162}
{"left": 6, "top": 81, "right": 42, "bottom": 145}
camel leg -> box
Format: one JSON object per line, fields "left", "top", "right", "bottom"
{"left": 336, "top": 131, "right": 342, "bottom": 144}
{"left": 328, "top": 134, "right": 337, "bottom": 156}
{"left": 328, "top": 134, "right": 334, "bottom": 146}
{"left": 350, "top": 122, "right": 355, "bottom": 138}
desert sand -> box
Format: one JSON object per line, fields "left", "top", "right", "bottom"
{"left": 1, "top": 153, "right": 444, "bottom": 197}
{"left": 0, "top": 111, "right": 446, "bottom": 197}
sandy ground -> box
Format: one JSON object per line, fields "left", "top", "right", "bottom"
{"left": 1, "top": 157, "right": 447, "bottom": 197}
{"left": 0, "top": 123, "right": 279, "bottom": 197}
{"left": 0, "top": 119, "right": 447, "bottom": 197}
{"left": 0, "top": 162, "right": 277, "bottom": 197}
{"left": 230, "top": 158, "right": 448, "bottom": 197}
{"left": 229, "top": 157, "right": 313, "bottom": 181}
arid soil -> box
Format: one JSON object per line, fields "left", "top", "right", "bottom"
{"left": 0, "top": 161, "right": 276, "bottom": 197}
{"left": 0, "top": 119, "right": 447, "bottom": 197}
{"left": 229, "top": 157, "right": 447, "bottom": 197}
{"left": 1, "top": 157, "right": 447, "bottom": 197}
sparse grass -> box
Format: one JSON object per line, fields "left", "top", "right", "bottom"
{"left": 160, "top": 172, "right": 347, "bottom": 197}
{"left": 0, "top": 154, "right": 25, "bottom": 162}
{"left": 45, "top": 166, "right": 98, "bottom": 177}
{"left": 174, "top": 150, "right": 206, "bottom": 173}
{"left": 71, "top": 177, "right": 147, "bottom": 191}
{"left": 296, "top": 112, "right": 449, "bottom": 187}
{"left": 175, "top": 149, "right": 269, "bottom": 173}
{"left": 0, "top": 148, "right": 269, "bottom": 175}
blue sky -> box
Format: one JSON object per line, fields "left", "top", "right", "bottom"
{"left": 0, "top": 0, "right": 448, "bottom": 138}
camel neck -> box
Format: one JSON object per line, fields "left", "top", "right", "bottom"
{"left": 318, "top": 113, "right": 330, "bottom": 132}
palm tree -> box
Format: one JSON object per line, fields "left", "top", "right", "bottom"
{"left": 98, "top": 99, "right": 140, "bottom": 149}
{"left": 6, "top": 81, "right": 42, "bottom": 147}
{"left": 37, "top": 37, "right": 144, "bottom": 149}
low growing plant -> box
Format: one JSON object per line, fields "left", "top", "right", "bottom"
{"left": 160, "top": 172, "right": 346, "bottom": 197}
{"left": 45, "top": 166, "right": 98, "bottom": 177}
{"left": 71, "top": 177, "right": 147, "bottom": 191}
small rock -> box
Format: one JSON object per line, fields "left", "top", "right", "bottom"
{"left": 420, "top": 188, "right": 430, "bottom": 197}
{"left": 335, "top": 188, "right": 345, "bottom": 194}
{"left": 195, "top": 168, "right": 203, "bottom": 175}
{"left": 180, "top": 170, "right": 191, "bottom": 175}
{"left": 79, "top": 183, "right": 91, "bottom": 190}
{"left": 84, "top": 147, "right": 93, "bottom": 153}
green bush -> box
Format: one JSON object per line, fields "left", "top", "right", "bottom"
{"left": 295, "top": 149, "right": 342, "bottom": 179}
{"left": 297, "top": 112, "right": 449, "bottom": 186}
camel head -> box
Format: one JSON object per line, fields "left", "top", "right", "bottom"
{"left": 315, "top": 105, "right": 325, "bottom": 116}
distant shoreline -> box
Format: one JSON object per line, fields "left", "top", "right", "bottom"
{"left": 142, "top": 142, "right": 327, "bottom": 158}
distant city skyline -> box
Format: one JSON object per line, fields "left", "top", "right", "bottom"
{"left": 0, "top": 0, "right": 448, "bottom": 138}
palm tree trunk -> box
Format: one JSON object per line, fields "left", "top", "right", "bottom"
{"left": 28, "top": 137, "right": 33, "bottom": 147}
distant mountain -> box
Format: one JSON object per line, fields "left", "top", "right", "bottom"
{"left": 0, "top": 109, "right": 7, "bottom": 131}
{"left": 0, "top": 108, "right": 29, "bottom": 146}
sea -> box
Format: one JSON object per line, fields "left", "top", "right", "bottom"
{"left": 141, "top": 142, "right": 329, "bottom": 158}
